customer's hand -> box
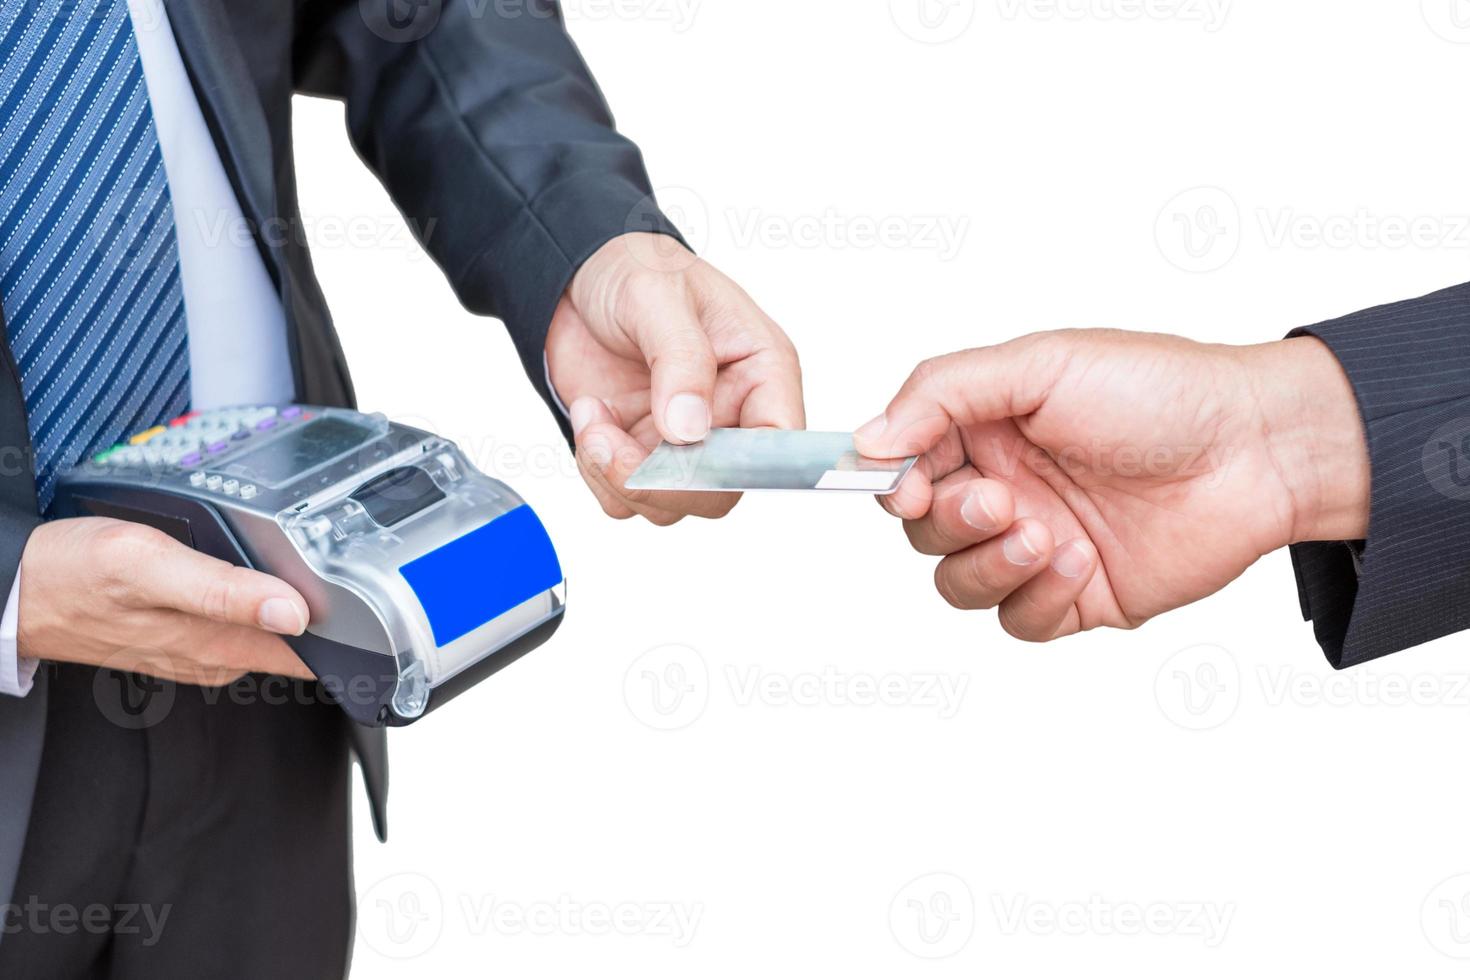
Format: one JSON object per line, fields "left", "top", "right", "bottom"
{"left": 547, "top": 233, "right": 804, "bottom": 525}
{"left": 17, "top": 518, "right": 313, "bottom": 684}
{"left": 856, "top": 331, "right": 1370, "bottom": 641}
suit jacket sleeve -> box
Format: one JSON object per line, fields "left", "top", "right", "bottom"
{"left": 1287, "top": 281, "right": 1470, "bottom": 668}
{"left": 291, "top": 0, "right": 684, "bottom": 429}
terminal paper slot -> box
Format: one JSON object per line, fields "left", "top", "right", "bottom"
{"left": 351, "top": 466, "right": 446, "bottom": 527}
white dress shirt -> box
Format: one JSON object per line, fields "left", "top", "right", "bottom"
{"left": 0, "top": 0, "right": 293, "bottom": 696}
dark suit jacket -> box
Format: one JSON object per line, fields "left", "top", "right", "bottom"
{"left": 0, "top": 0, "right": 677, "bottom": 917}
{"left": 1289, "top": 282, "right": 1470, "bottom": 668}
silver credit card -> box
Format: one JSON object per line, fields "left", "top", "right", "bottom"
{"left": 625, "top": 429, "right": 917, "bottom": 494}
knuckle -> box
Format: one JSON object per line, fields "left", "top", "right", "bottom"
{"left": 652, "top": 339, "right": 715, "bottom": 374}
{"left": 903, "top": 521, "right": 929, "bottom": 552}
{"left": 599, "top": 499, "right": 633, "bottom": 521}
{"left": 909, "top": 355, "right": 947, "bottom": 390}
{"left": 935, "top": 578, "right": 968, "bottom": 611}
{"left": 705, "top": 500, "right": 739, "bottom": 521}
{"left": 934, "top": 563, "right": 978, "bottom": 611}
{"left": 93, "top": 523, "right": 165, "bottom": 598}
{"left": 619, "top": 271, "right": 679, "bottom": 321}
{"left": 95, "top": 521, "right": 157, "bottom": 563}
{"left": 997, "top": 605, "right": 1037, "bottom": 642}
{"left": 197, "top": 572, "right": 238, "bottom": 623}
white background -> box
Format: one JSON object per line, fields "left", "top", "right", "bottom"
{"left": 288, "top": 1, "right": 1470, "bottom": 975}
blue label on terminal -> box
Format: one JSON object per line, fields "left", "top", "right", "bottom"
{"left": 398, "top": 505, "right": 563, "bottom": 648}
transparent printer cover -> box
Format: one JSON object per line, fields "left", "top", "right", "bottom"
{"left": 279, "top": 440, "right": 565, "bottom": 719}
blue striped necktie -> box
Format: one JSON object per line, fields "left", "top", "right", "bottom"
{"left": 0, "top": 0, "right": 189, "bottom": 510}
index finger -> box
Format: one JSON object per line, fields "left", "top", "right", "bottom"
{"left": 730, "top": 339, "right": 806, "bottom": 432}
{"left": 854, "top": 339, "right": 1062, "bottom": 460}
{"left": 903, "top": 474, "right": 1015, "bottom": 556}
{"left": 578, "top": 419, "right": 740, "bottom": 523}
{"left": 877, "top": 422, "right": 968, "bottom": 521}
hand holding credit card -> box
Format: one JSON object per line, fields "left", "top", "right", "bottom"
{"left": 626, "top": 429, "right": 918, "bottom": 495}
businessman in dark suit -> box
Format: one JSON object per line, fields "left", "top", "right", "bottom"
{"left": 856, "top": 283, "right": 1470, "bottom": 666}
{"left": 0, "top": 0, "right": 801, "bottom": 975}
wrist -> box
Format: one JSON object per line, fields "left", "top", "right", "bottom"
{"left": 568, "top": 234, "right": 698, "bottom": 321}
{"left": 1248, "top": 336, "right": 1371, "bottom": 545}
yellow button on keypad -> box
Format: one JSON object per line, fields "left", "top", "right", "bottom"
{"left": 129, "top": 426, "right": 166, "bottom": 446}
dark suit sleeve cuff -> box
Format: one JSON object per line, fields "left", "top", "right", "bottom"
{"left": 1286, "top": 281, "right": 1470, "bottom": 668}
{"left": 452, "top": 175, "right": 686, "bottom": 442}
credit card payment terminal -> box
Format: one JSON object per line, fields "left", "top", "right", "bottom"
{"left": 51, "top": 405, "right": 566, "bottom": 727}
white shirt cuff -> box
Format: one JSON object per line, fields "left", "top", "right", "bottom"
{"left": 543, "top": 351, "right": 571, "bottom": 420}
{"left": 0, "top": 569, "right": 34, "bottom": 697}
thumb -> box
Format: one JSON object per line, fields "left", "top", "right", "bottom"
{"left": 854, "top": 341, "right": 1058, "bottom": 459}
{"left": 627, "top": 289, "right": 718, "bottom": 445}
{"left": 123, "top": 527, "right": 310, "bottom": 635}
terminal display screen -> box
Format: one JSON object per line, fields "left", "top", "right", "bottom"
{"left": 226, "top": 417, "right": 373, "bottom": 487}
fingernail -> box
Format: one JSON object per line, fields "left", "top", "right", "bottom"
{"left": 855, "top": 414, "right": 887, "bottom": 444}
{"left": 259, "top": 598, "right": 306, "bottom": 636}
{"left": 1051, "top": 540, "right": 1093, "bottom": 579}
{"left": 665, "top": 393, "right": 711, "bottom": 444}
{"left": 960, "top": 488, "right": 999, "bottom": 532}
{"left": 582, "top": 433, "right": 614, "bottom": 469}
{"left": 1003, "top": 527, "right": 1042, "bottom": 566}
{"left": 569, "top": 397, "right": 598, "bottom": 437}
